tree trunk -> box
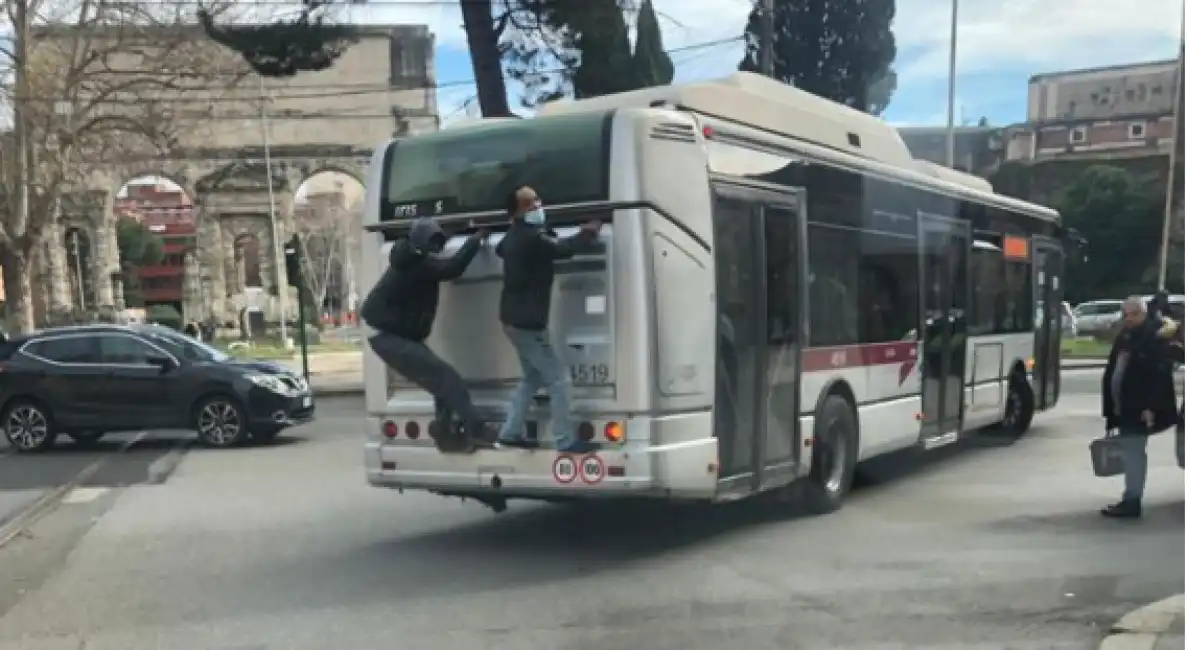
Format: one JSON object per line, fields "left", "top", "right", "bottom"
{"left": 460, "top": 0, "right": 512, "bottom": 117}
{"left": 0, "top": 244, "right": 35, "bottom": 334}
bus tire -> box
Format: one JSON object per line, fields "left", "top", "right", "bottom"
{"left": 998, "top": 372, "right": 1034, "bottom": 438}
{"left": 802, "top": 394, "right": 858, "bottom": 515}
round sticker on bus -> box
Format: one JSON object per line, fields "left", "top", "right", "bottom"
{"left": 552, "top": 455, "right": 577, "bottom": 484}
{"left": 579, "top": 453, "right": 605, "bottom": 485}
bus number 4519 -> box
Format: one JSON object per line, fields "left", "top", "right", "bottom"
{"left": 570, "top": 363, "right": 610, "bottom": 385}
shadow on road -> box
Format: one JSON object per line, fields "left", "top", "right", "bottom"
{"left": 0, "top": 431, "right": 309, "bottom": 492}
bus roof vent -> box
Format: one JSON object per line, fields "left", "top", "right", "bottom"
{"left": 911, "top": 160, "right": 994, "bottom": 193}
{"left": 650, "top": 121, "right": 696, "bottom": 143}
{"left": 537, "top": 72, "right": 915, "bottom": 169}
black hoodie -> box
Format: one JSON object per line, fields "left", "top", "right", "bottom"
{"left": 361, "top": 218, "right": 484, "bottom": 342}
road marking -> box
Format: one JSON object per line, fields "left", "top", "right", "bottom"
{"left": 0, "top": 429, "right": 149, "bottom": 550}
{"left": 147, "top": 439, "right": 192, "bottom": 485}
{"left": 60, "top": 487, "right": 109, "bottom": 505}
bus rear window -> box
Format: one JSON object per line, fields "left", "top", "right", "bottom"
{"left": 380, "top": 111, "right": 611, "bottom": 220}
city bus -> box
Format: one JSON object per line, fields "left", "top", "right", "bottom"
{"left": 360, "top": 72, "right": 1070, "bottom": 515}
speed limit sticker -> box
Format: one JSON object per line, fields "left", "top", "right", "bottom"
{"left": 552, "top": 454, "right": 577, "bottom": 484}
{"left": 579, "top": 453, "right": 605, "bottom": 485}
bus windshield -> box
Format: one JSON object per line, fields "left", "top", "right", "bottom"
{"left": 380, "top": 111, "right": 611, "bottom": 220}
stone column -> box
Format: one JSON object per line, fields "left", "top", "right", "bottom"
{"left": 181, "top": 250, "right": 203, "bottom": 323}
{"left": 91, "top": 218, "right": 115, "bottom": 310}
{"left": 43, "top": 218, "right": 72, "bottom": 316}
{"left": 194, "top": 203, "right": 228, "bottom": 323}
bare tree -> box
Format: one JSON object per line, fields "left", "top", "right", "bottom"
{"left": 293, "top": 190, "right": 358, "bottom": 318}
{"left": 0, "top": 0, "right": 247, "bottom": 332}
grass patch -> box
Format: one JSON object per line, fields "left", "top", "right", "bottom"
{"left": 1062, "top": 337, "right": 1111, "bottom": 359}
{"left": 215, "top": 340, "right": 361, "bottom": 360}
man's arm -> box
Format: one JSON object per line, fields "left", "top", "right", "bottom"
{"left": 426, "top": 232, "right": 486, "bottom": 281}
{"left": 536, "top": 222, "right": 602, "bottom": 260}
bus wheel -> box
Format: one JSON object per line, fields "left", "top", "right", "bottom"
{"left": 999, "top": 373, "right": 1035, "bottom": 438}
{"left": 803, "top": 395, "right": 858, "bottom": 515}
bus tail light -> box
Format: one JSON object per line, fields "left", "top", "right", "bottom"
{"left": 576, "top": 421, "right": 595, "bottom": 441}
{"left": 1025, "top": 357, "right": 1035, "bottom": 371}
{"left": 404, "top": 421, "right": 421, "bottom": 440}
{"left": 382, "top": 421, "right": 399, "bottom": 439}
{"left": 603, "top": 421, "right": 624, "bottom": 443}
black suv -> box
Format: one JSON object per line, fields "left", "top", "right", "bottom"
{"left": 0, "top": 324, "right": 315, "bottom": 452}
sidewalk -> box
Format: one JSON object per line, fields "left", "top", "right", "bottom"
{"left": 1100, "top": 594, "right": 1183, "bottom": 650}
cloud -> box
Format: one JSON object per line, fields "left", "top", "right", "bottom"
{"left": 893, "top": 0, "right": 1182, "bottom": 83}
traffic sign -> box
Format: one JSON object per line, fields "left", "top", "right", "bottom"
{"left": 579, "top": 453, "right": 605, "bottom": 485}
{"left": 552, "top": 454, "right": 577, "bottom": 484}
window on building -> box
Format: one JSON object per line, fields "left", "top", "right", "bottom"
{"left": 1069, "top": 126, "right": 1088, "bottom": 144}
{"left": 1128, "top": 122, "right": 1147, "bottom": 139}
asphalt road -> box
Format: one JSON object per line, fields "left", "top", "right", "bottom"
{"left": 0, "top": 373, "right": 1181, "bottom": 650}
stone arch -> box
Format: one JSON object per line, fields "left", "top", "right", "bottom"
{"left": 234, "top": 233, "right": 263, "bottom": 289}
{"left": 294, "top": 160, "right": 367, "bottom": 190}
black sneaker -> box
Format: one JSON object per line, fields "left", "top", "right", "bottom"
{"left": 557, "top": 440, "right": 602, "bottom": 454}
{"left": 461, "top": 422, "right": 498, "bottom": 449}
{"left": 497, "top": 436, "right": 540, "bottom": 450}
{"left": 1100, "top": 500, "right": 1142, "bottom": 518}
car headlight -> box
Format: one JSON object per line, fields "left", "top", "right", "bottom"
{"left": 247, "top": 374, "right": 287, "bottom": 394}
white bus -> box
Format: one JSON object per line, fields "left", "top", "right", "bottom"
{"left": 360, "top": 72, "right": 1069, "bottom": 514}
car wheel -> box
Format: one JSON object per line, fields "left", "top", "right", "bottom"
{"left": 801, "top": 394, "right": 858, "bottom": 515}
{"left": 67, "top": 431, "right": 105, "bottom": 446}
{"left": 998, "top": 372, "right": 1035, "bottom": 439}
{"left": 2, "top": 399, "right": 57, "bottom": 453}
{"left": 193, "top": 395, "right": 249, "bottom": 448}
{"left": 250, "top": 425, "right": 283, "bottom": 444}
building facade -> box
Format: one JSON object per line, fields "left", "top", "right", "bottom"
{"left": 1004, "top": 59, "right": 1180, "bottom": 163}
{"left": 22, "top": 23, "right": 439, "bottom": 329}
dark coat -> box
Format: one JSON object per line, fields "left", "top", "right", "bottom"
{"left": 495, "top": 221, "right": 597, "bottom": 331}
{"left": 1101, "top": 316, "right": 1180, "bottom": 435}
{"left": 360, "top": 219, "right": 483, "bottom": 342}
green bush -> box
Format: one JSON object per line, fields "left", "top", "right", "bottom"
{"left": 146, "top": 304, "right": 183, "bottom": 331}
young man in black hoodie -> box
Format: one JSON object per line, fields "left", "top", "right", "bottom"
{"left": 495, "top": 185, "right": 601, "bottom": 452}
{"left": 360, "top": 217, "right": 495, "bottom": 452}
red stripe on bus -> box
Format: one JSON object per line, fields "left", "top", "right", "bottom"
{"left": 801, "top": 341, "right": 919, "bottom": 382}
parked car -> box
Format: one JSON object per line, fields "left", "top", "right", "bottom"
{"left": 1073, "top": 300, "right": 1125, "bottom": 336}
{"left": 0, "top": 324, "right": 314, "bottom": 452}
{"left": 1061, "top": 301, "right": 1077, "bottom": 338}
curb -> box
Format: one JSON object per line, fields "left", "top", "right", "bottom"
{"left": 1099, "top": 594, "right": 1184, "bottom": 650}
{"left": 312, "top": 385, "right": 363, "bottom": 398}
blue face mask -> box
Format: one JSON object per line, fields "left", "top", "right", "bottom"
{"left": 523, "top": 207, "right": 546, "bottom": 226}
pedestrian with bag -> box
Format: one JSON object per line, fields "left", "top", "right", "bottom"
{"left": 360, "top": 217, "right": 497, "bottom": 453}
{"left": 495, "top": 185, "right": 602, "bottom": 452}
{"left": 1098, "top": 296, "right": 1180, "bottom": 518}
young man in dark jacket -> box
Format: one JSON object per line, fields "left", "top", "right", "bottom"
{"left": 495, "top": 185, "right": 601, "bottom": 452}
{"left": 1099, "top": 296, "right": 1180, "bottom": 518}
{"left": 360, "top": 217, "right": 494, "bottom": 452}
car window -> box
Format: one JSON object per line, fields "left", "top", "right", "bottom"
{"left": 24, "top": 336, "right": 98, "bottom": 363}
{"left": 96, "top": 335, "right": 159, "bottom": 365}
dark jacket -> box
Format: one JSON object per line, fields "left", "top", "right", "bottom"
{"left": 1102, "top": 315, "right": 1180, "bottom": 435}
{"left": 360, "top": 219, "right": 483, "bottom": 342}
{"left": 496, "top": 220, "right": 597, "bottom": 331}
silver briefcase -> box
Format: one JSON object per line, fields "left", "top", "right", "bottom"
{"left": 1090, "top": 431, "right": 1125, "bottom": 477}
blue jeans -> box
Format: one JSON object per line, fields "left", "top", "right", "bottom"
{"left": 1116, "top": 431, "right": 1149, "bottom": 502}
{"left": 499, "top": 326, "right": 574, "bottom": 448}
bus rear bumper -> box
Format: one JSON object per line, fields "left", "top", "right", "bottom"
{"left": 364, "top": 437, "right": 719, "bottom": 501}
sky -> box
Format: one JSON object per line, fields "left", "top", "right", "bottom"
{"left": 332, "top": 0, "right": 1184, "bottom": 127}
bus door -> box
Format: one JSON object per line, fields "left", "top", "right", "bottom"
{"left": 1031, "top": 237, "right": 1065, "bottom": 410}
{"left": 918, "top": 213, "right": 971, "bottom": 446}
{"left": 710, "top": 182, "right": 804, "bottom": 497}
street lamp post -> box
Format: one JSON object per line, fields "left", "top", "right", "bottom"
{"left": 945, "top": 0, "right": 960, "bottom": 169}
{"left": 258, "top": 77, "right": 289, "bottom": 347}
